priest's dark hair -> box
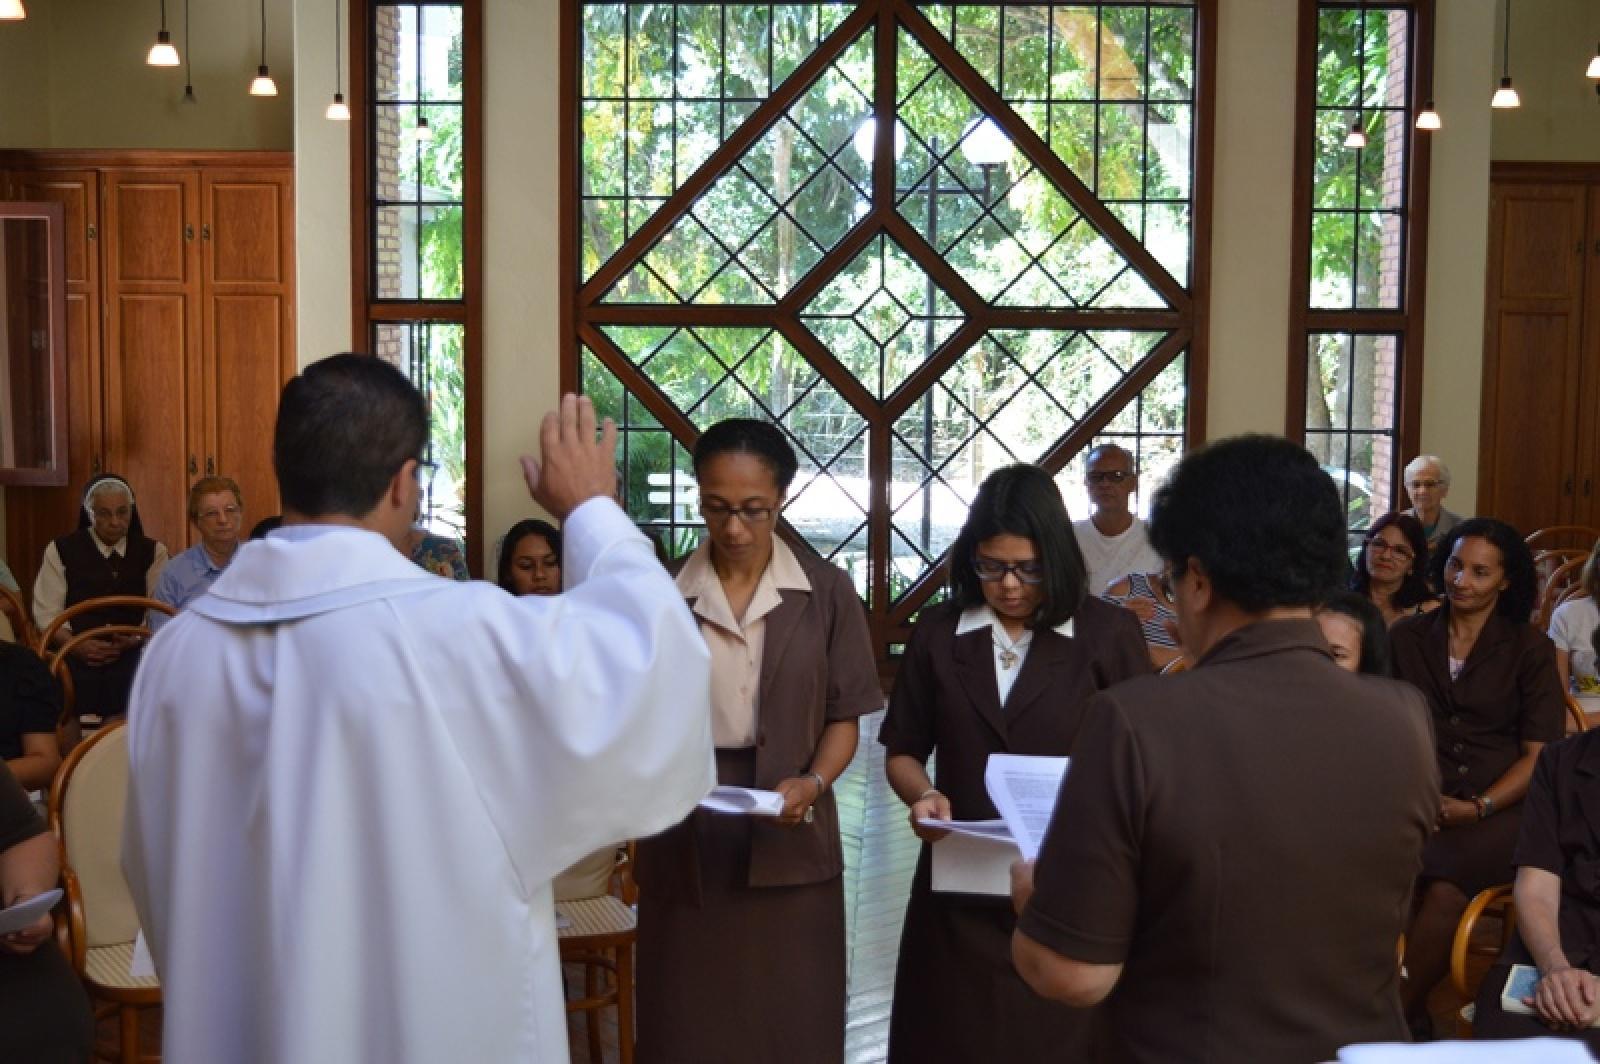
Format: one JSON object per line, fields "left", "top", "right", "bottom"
{"left": 948, "top": 464, "right": 1086, "bottom": 630}
{"left": 692, "top": 419, "right": 799, "bottom": 493}
{"left": 274, "top": 353, "right": 429, "bottom": 518}
{"left": 1148, "top": 434, "right": 1346, "bottom": 610}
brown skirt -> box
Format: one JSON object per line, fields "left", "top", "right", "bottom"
{"left": 636, "top": 748, "right": 845, "bottom": 1064}
{"left": 888, "top": 848, "right": 1093, "bottom": 1062}
{"left": 1420, "top": 806, "right": 1523, "bottom": 896}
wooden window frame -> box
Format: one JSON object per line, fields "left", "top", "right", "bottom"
{"left": 1286, "top": 0, "right": 1434, "bottom": 518}
{"left": 349, "top": 0, "right": 484, "bottom": 572}
{"left": 559, "top": 0, "right": 1217, "bottom": 662}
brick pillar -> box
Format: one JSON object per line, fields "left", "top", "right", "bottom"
{"left": 372, "top": 4, "right": 407, "bottom": 331}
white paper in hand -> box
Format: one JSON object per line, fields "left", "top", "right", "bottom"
{"left": 698, "top": 785, "right": 785, "bottom": 816}
{"left": 0, "top": 888, "right": 61, "bottom": 935}
{"left": 984, "top": 754, "right": 1069, "bottom": 860}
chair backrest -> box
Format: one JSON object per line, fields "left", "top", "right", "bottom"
{"left": 50, "top": 721, "right": 140, "bottom": 948}
{"left": 1537, "top": 555, "right": 1588, "bottom": 631}
{"left": 0, "top": 585, "right": 29, "bottom": 646}
{"left": 1569, "top": 694, "right": 1591, "bottom": 735}
{"left": 1160, "top": 655, "right": 1188, "bottom": 675}
{"left": 1450, "top": 883, "right": 1515, "bottom": 1002}
{"left": 38, "top": 595, "right": 175, "bottom": 656}
{"left": 1526, "top": 526, "right": 1600, "bottom": 554}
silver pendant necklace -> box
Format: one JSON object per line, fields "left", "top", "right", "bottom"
{"left": 993, "top": 625, "right": 1032, "bottom": 670}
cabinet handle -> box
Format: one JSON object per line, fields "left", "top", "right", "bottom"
{"left": 185, "top": 224, "right": 194, "bottom": 241}
{"left": 1586, "top": 476, "right": 1594, "bottom": 497}
{"left": 87, "top": 223, "right": 97, "bottom": 241}
{"left": 202, "top": 223, "right": 211, "bottom": 241}
{"left": 188, "top": 455, "right": 197, "bottom": 477}
{"left": 91, "top": 455, "right": 101, "bottom": 476}
{"left": 1564, "top": 475, "right": 1575, "bottom": 496}
{"left": 205, "top": 457, "right": 215, "bottom": 476}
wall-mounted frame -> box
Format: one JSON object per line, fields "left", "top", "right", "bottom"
{"left": 0, "top": 200, "right": 69, "bottom": 487}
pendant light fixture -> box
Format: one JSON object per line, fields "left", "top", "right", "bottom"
{"left": 325, "top": 0, "right": 350, "bottom": 120}
{"left": 147, "top": 0, "right": 180, "bottom": 66}
{"left": 0, "top": 0, "right": 27, "bottom": 21}
{"left": 181, "top": 0, "right": 197, "bottom": 103}
{"left": 415, "top": 113, "right": 433, "bottom": 141}
{"left": 1344, "top": 114, "right": 1367, "bottom": 150}
{"left": 1491, "top": 0, "right": 1520, "bottom": 109}
{"left": 1414, "top": 7, "right": 1441, "bottom": 130}
{"left": 249, "top": 0, "right": 278, "bottom": 97}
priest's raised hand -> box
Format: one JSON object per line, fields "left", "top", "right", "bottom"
{"left": 519, "top": 392, "right": 618, "bottom": 520}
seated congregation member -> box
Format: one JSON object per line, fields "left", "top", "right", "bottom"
{"left": 122, "top": 361, "right": 715, "bottom": 1063}
{"left": 1391, "top": 517, "right": 1567, "bottom": 1037}
{"left": 32, "top": 475, "right": 168, "bottom": 719}
{"left": 407, "top": 523, "right": 470, "bottom": 580}
{"left": 880, "top": 464, "right": 1148, "bottom": 1063}
{"left": 1548, "top": 538, "right": 1600, "bottom": 695}
{"left": 636, "top": 418, "right": 881, "bottom": 1064}
{"left": 496, "top": 518, "right": 562, "bottom": 597}
{"left": 0, "top": 764, "right": 93, "bottom": 1062}
{"left": 1471, "top": 714, "right": 1600, "bottom": 1050}
{"left": 1352, "top": 512, "right": 1438, "bottom": 626}
{"left": 1102, "top": 568, "right": 1180, "bottom": 669}
{"left": 1317, "top": 589, "right": 1392, "bottom": 676}
{"left": 1011, "top": 435, "right": 1438, "bottom": 1062}
{"left": 149, "top": 476, "right": 244, "bottom": 631}
{"left": 0, "top": 642, "right": 60, "bottom": 792}
{"left": 1402, "top": 454, "right": 1463, "bottom": 553}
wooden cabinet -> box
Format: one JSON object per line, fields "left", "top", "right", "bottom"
{"left": 1, "top": 153, "right": 295, "bottom": 592}
{"left": 1480, "top": 167, "right": 1600, "bottom": 536}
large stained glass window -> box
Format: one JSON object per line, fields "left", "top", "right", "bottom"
{"left": 1291, "top": 0, "right": 1433, "bottom": 544}
{"left": 567, "top": 1, "right": 1210, "bottom": 659}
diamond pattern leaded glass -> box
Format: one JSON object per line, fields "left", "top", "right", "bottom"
{"left": 573, "top": 0, "right": 1201, "bottom": 656}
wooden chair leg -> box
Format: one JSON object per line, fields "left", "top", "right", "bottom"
{"left": 119, "top": 1004, "right": 139, "bottom": 1064}
{"left": 585, "top": 963, "right": 603, "bottom": 1063}
{"left": 617, "top": 942, "right": 635, "bottom": 1064}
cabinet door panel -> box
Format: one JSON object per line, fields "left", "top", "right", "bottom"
{"left": 105, "top": 175, "right": 193, "bottom": 286}
{"left": 206, "top": 180, "right": 287, "bottom": 285}
{"left": 208, "top": 294, "right": 284, "bottom": 521}
{"left": 106, "top": 293, "right": 193, "bottom": 549}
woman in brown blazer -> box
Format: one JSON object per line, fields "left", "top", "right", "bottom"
{"left": 879, "top": 464, "right": 1151, "bottom": 1062}
{"left": 635, "top": 420, "right": 882, "bottom": 1064}
{"left": 1391, "top": 517, "right": 1567, "bottom": 1037}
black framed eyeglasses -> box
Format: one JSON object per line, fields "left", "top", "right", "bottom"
{"left": 699, "top": 501, "right": 775, "bottom": 525}
{"left": 1085, "top": 470, "right": 1133, "bottom": 485}
{"left": 414, "top": 458, "right": 438, "bottom": 483}
{"left": 973, "top": 557, "right": 1045, "bottom": 585}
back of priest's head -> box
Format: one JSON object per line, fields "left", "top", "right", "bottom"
{"left": 274, "top": 353, "right": 429, "bottom": 519}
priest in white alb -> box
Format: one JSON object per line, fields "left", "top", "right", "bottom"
{"left": 122, "top": 354, "right": 715, "bottom": 1063}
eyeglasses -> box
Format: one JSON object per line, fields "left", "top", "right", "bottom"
{"left": 415, "top": 458, "right": 438, "bottom": 484}
{"left": 1366, "top": 538, "right": 1414, "bottom": 563}
{"left": 196, "top": 505, "right": 242, "bottom": 523}
{"left": 91, "top": 507, "right": 131, "bottom": 521}
{"left": 1085, "top": 470, "right": 1133, "bottom": 485}
{"left": 1407, "top": 479, "right": 1442, "bottom": 491}
{"left": 699, "top": 501, "right": 776, "bottom": 525}
{"left": 973, "top": 557, "right": 1045, "bottom": 585}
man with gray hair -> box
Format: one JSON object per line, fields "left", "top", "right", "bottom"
{"left": 1402, "top": 454, "right": 1462, "bottom": 551}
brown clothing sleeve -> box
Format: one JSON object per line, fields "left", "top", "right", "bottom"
{"left": 0, "top": 764, "right": 45, "bottom": 853}
{"left": 823, "top": 568, "right": 882, "bottom": 723}
{"left": 1017, "top": 691, "right": 1143, "bottom": 964}
{"left": 877, "top": 612, "right": 939, "bottom": 762}
{"left": 1512, "top": 743, "right": 1564, "bottom": 876}
{"left": 1519, "top": 631, "right": 1567, "bottom": 745}
{"left": 1103, "top": 601, "right": 1155, "bottom": 684}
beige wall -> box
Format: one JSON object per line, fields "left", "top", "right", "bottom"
{"left": 284, "top": 0, "right": 1523, "bottom": 567}
{"left": 0, "top": 0, "right": 293, "bottom": 150}
{"left": 292, "top": 0, "right": 352, "bottom": 364}
{"left": 1491, "top": 0, "right": 1600, "bottom": 162}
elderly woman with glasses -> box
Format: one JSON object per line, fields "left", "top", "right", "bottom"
{"left": 634, "top": 418, "right": 882, "bottom": 1064}
{"left": 1352, "top": 512, "right": 1438, "bottom": 627}
{"left": 877, "top": 464, "right": 1150, "bottom": 1062}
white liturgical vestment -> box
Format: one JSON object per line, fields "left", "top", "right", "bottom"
{"left": 122, "top": 498, "right": 715, "bottom": 1064}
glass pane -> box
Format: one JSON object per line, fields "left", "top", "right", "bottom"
{"left": 374, "top": 323, "right": 466, "bottom": 536}
{"left": 1355, "top": 210, "right": 1403, "bottom": 310}
{"left": 1309, "top": 210, "right": 1355, "bottom": 309}
{"left": 419, "top": 205, "right": 464, "bottom": 300}
{"left": 374, "top": 5, "right": 417, "bottom": 102}
{"left": 1053, "top": 352, "right": 1186, "bottom": 521}
{"left": 419, "top": 5, "right": 464, "bottom": 102}
{"left": 1304, "top": 333, "right": 1400, "bottom": 532}
{"left": 374, "top": 205, "right": 419, "bottom": 299}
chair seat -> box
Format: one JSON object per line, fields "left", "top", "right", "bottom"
{"left": 556, "top": 895, "right": 636, "bottom": 939}
{"left": 84, "top": 940, "right": 161, "bottom": 990}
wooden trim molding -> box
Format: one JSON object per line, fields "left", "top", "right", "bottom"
{"left": 0, "top": 150, "right": 294, "bottom": 170}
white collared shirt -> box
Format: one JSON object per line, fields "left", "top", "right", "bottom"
{"left": 955, "top": 605, "right": 1075, "bottom": 706}
{"left": 676, "top": 537, "right": 811, "bottom": 747}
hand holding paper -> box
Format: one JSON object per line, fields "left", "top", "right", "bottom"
{"left": 698, "top": 786, "right": 785, "bottom": 817}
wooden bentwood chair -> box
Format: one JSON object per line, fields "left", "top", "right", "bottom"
{"left": 0, "top": 584, "right": 33, "bottom": 646}
{"left": 1449, "top": 884, "right": 1516, "bottom": 1037}
{"left": 47, "top": 720, "right": 162, "bottom": 1063}
{"left": 558, "top": 842, "right": 639, "bottom": 1064}
{"left": 40, "top": 597, "right": 176, "bottom": 753}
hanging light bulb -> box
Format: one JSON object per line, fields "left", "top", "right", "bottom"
{"left": 1416, "top": 102, "right": 1441, "bottom": 130}
{"left": 1344, "top": 115, "right": 1367, "bottom": 150}
{"left": 248, "top": 0, "right": 277, "bottom": 96}
{"left": 326, "top": 0, "right": 350, "bottom": 120}
{"left": 147, "top": 0, "right": 179, "bottom": 66}
{"left": 415, "top": 112, "right": 433, "bottom": 141}
{"left": 1491, "top": 0, "right": 1520, "bottom": 109}
{"left": 1586, "top": 42, "right": 1600, "bottom": 80}
{"left": 0, "top": 0, "right": 25, "bottom": 21}
{"left": 180, "top": 0, "right": 197, "bottom": 102}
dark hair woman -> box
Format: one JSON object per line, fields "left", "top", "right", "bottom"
{"left": 634, "top": 418, "right": 882, "bottom": 1064}
{"left": 878, "top": 464, "right": 1150, "bottom": 1062}
{"left": 1391, "top": 517, "right": 1567, "bottom": 1037}
{"left": 1317, "top": 589, "right": 1391, "bottom": 676}
{"left": 496, "top": 519, "right": 562, "bottom": 597}
{"left": 1351, "top": 512, "right": 1438, "bottom": 626}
